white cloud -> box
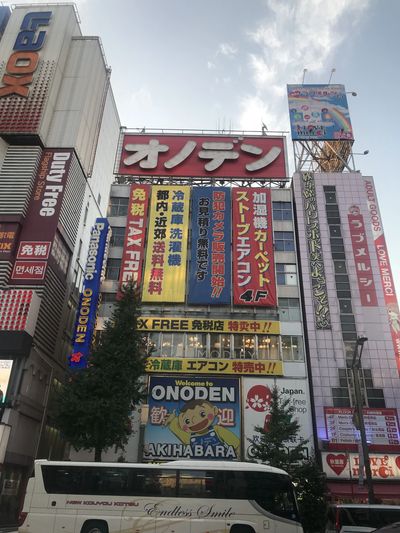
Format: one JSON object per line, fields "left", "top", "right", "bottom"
{"left": 128, "top": 86, "right": 152, "bottom": 108}
{"left": 239, "top": 0, "right": 371, "bottom": 132}
{"left": 217, "top": 42, "right": 238, "bottom": 58}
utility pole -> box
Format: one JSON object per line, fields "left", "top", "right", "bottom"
{"left": 351, "top": 336, "right": 375, "bottom": 504}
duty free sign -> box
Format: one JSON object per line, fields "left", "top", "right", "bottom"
{"left": 322, "top": 452, "right": 400, "bottom": 480}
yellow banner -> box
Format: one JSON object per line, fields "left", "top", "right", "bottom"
{"left": 142, "top": 186, "right": 190, "bottom": 302}
{"left": 138, "top": 316, "right": 280, "bottom": 335}
{"left": 146, "top": 357, "right": 283, "bottom": 376}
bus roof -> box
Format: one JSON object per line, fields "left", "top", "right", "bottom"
{"left": 35, "top": 459, "right": 289, "bottom": 476}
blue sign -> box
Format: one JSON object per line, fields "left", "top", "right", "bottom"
{"left": 69, "top": 218, "right": 110, "bottom": 369}
{"left": 287, "top": 84, "right": 353, "bottom": 141}
{"left": 187, "top": 187, "right": 231, "bottom": 305}
{"left": 144, "top": 375, "right": 241, "bottom": 461}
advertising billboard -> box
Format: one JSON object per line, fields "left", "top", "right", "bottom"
{"left": 325, "top": 407, "right": 400, "bottom": 452}
{"left": 118, "top": 184, "right": 150, "bottom": 288}
{"left": 0, "top": 360, "right": 13, "bottom": 404}
{"left": 10, "top": 149, "right": 72, "bottom": 283}
{"left": 0, "top": 6, "right": 78, "bottom": 135}
{"left": 232, "top": 188, "right": 276, "bottom": 307}
{"left": 69, "top": 218, "right": 111, "bottom": 369}
{"left": 145, "top": 357, "right": 283, "bottom": 376}
{"left": 322, "top": 452, "right": 400, "bottom": 481}
{"left": 0, "top": 222, "right": 19, "bottom": 258}
{"left": 188, "top": 187, "right": 231, "bottom": 304}
{"left": 364, "top": 178, "right": 400, "bottom": 375}
{"left": 287, "top": 84, "right": 353, "bottom": 141}
{"left": 137, "top": 316, "right": 280, "bottom": 335}
{"left": 348, "top": 205, "right": 378, "bottom": 306}
{"left": 243, "top": 378, "right": 312, "bottom": 460}
{"left": 142, "top": 185, "right": 190, "bottom": 303}
{"left": 118, "top": 134, "right": 286, "bottom": 179}
{"left": 144, "top": 375, "right": 241, "bottom": 461}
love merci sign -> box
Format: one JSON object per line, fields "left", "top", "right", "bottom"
{"left": 322, "top": 452, "right": 400, "bottom": 480}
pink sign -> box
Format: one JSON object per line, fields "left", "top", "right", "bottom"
{"left": 348, "top": 206, "right": 378, "bottom": 306}
{"left": 364, "top": 179, "right": 400, "bottom": 375}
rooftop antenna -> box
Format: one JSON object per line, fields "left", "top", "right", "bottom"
{"left": 302, "top": 68, "right": 307, "bottom": 84}
{"left": 261, "top": 122, "right": 268, "bottom": 135}
{"left": 328, "top": 68, "right": 336, "bottom": 84}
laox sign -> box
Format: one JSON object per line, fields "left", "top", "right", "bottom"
{"left": 0, "top": 11, "right": 52, "bottom": 98}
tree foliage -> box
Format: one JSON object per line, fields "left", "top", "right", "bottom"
{"left": 53, "top": 281, "right": 147, "bottom": 461}
{"left": 249, "top": 386, "right": 327, "bottom": 533}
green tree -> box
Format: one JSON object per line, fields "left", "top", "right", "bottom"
{"left": 53, "top": 281, "right": 147, "bottom": 461}
{"left": 249, "top": 386, "right": 327, "bottom": 533}
{"left": 249, "top": 385, "right": 309, "bottom": 472}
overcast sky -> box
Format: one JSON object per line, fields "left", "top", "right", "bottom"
{"left": 8, "top": 0, "right": 400, "bottom": 296}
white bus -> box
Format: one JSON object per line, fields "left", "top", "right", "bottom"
{"left": 18, "top": 459, "right": 303, "bottom": 533}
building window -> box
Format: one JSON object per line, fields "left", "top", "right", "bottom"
{"left": 210, "top": 334, "right": 231, "bottom": 358}
{"left": 105, "top": 258, "right": 121, "bottom": 280}
{"left": 332, "top": 387, "right": 351, "bottom": 408}
{"left": 258, "top": 335, "right": 279, "bottom": 360}
{"left": 281, "top": 336, "right": 303, "bottom": 361}
{"left": 278, "top": 298, "right": 301, "bottom": 321}
{"left": 276, "top": 264, "right": 297, "bottom": 285}
{"left": 108, "top": 196, "right": 129, "bottom": 217}
{"left": 110, "top": 227, "right": 126, "bottom": 247}
{"left": 272, "top": 201, "right": 292, "bottom": 221}
{"left": 51, "top": 232, "right": 71, "bottom": 275}
{"left": 274, "top": 231, "right": 295, "bottom": 251}
{"left": 186, "top": 334, "right": 207, "bottom": 358}
{"left": 160, "top": 333, "right": 185, "bottom": 358}
{"left": 233, "top": 335, "right": 256, "bottom": 359}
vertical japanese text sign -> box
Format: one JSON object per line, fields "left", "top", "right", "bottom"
{"left": 232, "top": 188, "right": 276, "bottom": 306}
{"left": 69, "top": 218, "right": 111, "bottom": 369}
{"left": 142, "top": 186, "right": 190, "bottom": 303}
{"left": 118, "top": 184, "right": 150, "bottom": 289}
{"left": 188, "top": 187, "right": 231, "bottom": 304}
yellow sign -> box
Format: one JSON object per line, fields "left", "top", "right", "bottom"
{"left": 138, "top": 316, "right": 280, "bottom": 335}
{"left": 142, "top": 186, "right": 190, "bottom": 303}
{"left": 146, "top": 357, "right": 283, "bottom": 376}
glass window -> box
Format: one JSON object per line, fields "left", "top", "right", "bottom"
{"left": 278, "top": 298, "right": 301, "bottom": 321}
{"left": 339, "top": 299, "right": 353, "bottom": 313}
{"left": 210, "top": 334, "right": 231, "bottom": 358}
{"left": 51, "top": 232, "right": 71, "bottom": 276}
{"left": 186, "top": 334, "right": 207, "bottom": 358}
{"left": 281, "top": 336, "right": 304, "bottom": 361}
{"left": 334, "top": 261, "right": 347, "bottom": 274}
{"left": 178, "top": 470, "right": 220, "bottom": 498}
{"left": 324, "top": 191, "right": 337, "bottom": 204}
{"left": 159, "top": 333, "right": 185, "bottom": 358}
{"left": 108, "top": 196, "right": 129, "bottom": 217}
{"left": 329, "top": 225, "right": 342, "bottom": 237}
{"left": 276, "top": 264, "right": 297, "bottom": 285}
{"left": 105, "top": 258, "right": 121, "bottom": 280}
{"left": 258, "top": 335, "right": 279, "bottom": 360}
{"left": 272, "top": 201, "right": 292, "bottom": 220}
{"left": 274, "top": 231, "right": 295, "bottom": 252}
{"left": 234, "top": 335, "right": 256, "bottom": 359}
{"left": 110, "top": 227, "right": 126, "bottom": 247}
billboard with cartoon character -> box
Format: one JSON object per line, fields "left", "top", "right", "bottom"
{"left": 144, "top": 375, "right": 241, "bottom": 461}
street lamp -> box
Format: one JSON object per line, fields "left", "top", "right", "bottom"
{"left": 351, "top": 336, "right": 375, "bottom": 504}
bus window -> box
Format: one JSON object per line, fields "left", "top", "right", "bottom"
{"left": 134, "top": 469, "right": 176, "bottom": 497}
{"left": 178, "top": 470, "right": 220, "bottom": 498}
{"left": 245, "top": 471, "right": 299, "bottom": 522}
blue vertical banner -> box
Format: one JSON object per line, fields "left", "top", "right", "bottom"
{"left": 69, "top": 218, "right": 111, "bottom": 369}
{"left": 188, "top": 187, "right": 231, "bottom": 304}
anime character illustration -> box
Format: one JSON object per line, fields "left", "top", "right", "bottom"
{"left": 164, "top": 399, "right": 240, "bottom": 457}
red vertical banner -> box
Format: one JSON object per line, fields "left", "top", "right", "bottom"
{"left": 119, "top": 184, "right": 150, "bottom": 288}
{"left": 364, "top": 179, "right": 400, "bottom": 374}
{"left": 232, "top": 188, "right": 276, "bottom": 306}
{"left": 348, "top": 206, "right": 378, "bottom": 306}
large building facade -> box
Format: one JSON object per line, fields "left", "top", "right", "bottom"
{"left": 89, "top": 131, "right": 315, "bottom": 466}
{"left": 293, "top": 170, "right": 400, "bottom": 501}
{"left": 0, "top": 4, "right": 120, "bottom": 524}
